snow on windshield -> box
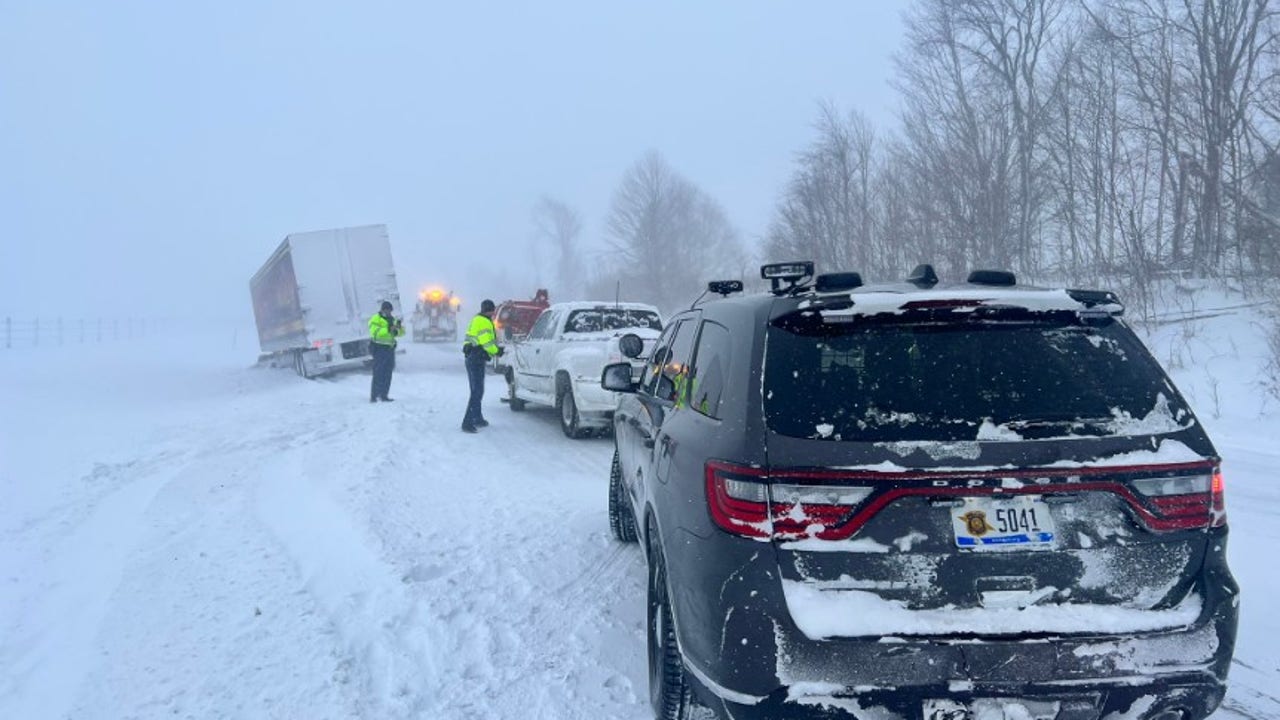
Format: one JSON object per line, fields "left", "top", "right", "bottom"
{"left": 564, "top": 308, "right": 662, "bottom": 333}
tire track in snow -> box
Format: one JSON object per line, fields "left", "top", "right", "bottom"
{"left": 252, "top": 444, "right": 442, "bottom": 719}
{"left": 0, "top": 455, "right": 187, "bottom": 719}
{"left": 324, "top": 356, "right": 652, "bottom": 719}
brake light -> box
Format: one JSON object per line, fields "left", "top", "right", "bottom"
{"left": 706, "top": 460, "right": 1224, "bottom": 542}
{"left": 1212, "top": 471, "right": 1227, "bottom": 527}
{"left": 706, "top": 462, "right": 771, "bottom": 538}
{"left": 705, "top": 461, "right": 873, "bottom": 541}
{"left": 1130, "top": 470, "right": 1223, "bottom": 530}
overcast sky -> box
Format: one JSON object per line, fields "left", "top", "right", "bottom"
{"left": 1, "top": 1, "right": 904, "bottom": 322}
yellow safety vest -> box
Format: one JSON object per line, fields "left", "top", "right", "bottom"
{"left": 369, "top": 313, "right": 403, "bottom": 346}
{"left": 464, "top": 314, "right": 499, "bottom": 357}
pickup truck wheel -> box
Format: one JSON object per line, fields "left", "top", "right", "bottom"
{"left": 507, "top": 370, "right": 526, "bottom": 412}
{"left": 557, "top": 381, "right": 588, "bottom": 439}
{"left": 608, "top": 450, "right": 638, "bottom": 543}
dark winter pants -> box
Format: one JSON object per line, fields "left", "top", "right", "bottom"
{"left": 371, "top": 343, "right": 395, "bottom": 400}
{"left": 463, "top": 354, "right": 487, "bottom": 428}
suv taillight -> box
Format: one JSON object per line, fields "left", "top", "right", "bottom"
{"left": 705, "top": 461, "right": 772, "bottom": 539}
{"left": 705, "top": 461, "right": 873, "bottom": 541}
{"left": 1136, "top": 466, "right": 1223, "bottom": 527}
{"left": 1213, "top": 471, "right": 1227, "bottom": 527}
{"left": 706, "top": 460, "right": 1226, "bottom": 541}
{"left": 1129, "top": 468, "right": 1226, "bottom": 530}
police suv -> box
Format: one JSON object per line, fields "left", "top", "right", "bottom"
{"left": 602, "top": 262, "right": 1237, "bottom": 720}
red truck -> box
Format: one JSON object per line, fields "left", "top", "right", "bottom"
{"left": 493, "top": 289, "right": 550, "bottom": 342}
{"left": 491, "top": 289, "right": 550, "bottom": 377}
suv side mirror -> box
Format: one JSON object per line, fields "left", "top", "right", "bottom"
{"left": 619, "top": 333, "right": 645, "bottom": 359}
{"left": 601, "top": 362, "right": 638, "bottom": 393}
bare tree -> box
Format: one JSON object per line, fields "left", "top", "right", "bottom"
{"left": 602, "top": 151, "right": 745, "bottom": 311}
{"left": 1177, "top": 0, "right": 1275, "bottom": 273}
{"left": 532, "top": 195, "right": 585, "bottom": 297}
{"left": 766, "top": 102, "right": 881, "bottom": 274}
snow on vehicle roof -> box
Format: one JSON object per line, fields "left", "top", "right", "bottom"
{"left": 798, "top": 287, "right": 1099, "bottom": 317}
{"left": 547, "top": 301, "right": 661, "bottom": 313}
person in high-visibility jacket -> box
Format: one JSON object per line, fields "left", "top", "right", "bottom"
{"left": 461, "top": 299, "right": 502, "bottom": 432}
{"left": 369, "top": 301, "right": 404, "bottom": 402}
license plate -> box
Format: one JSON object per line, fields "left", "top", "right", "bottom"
{"left": 952, "top": 496, "right": 1055, "bottom": 550}
{"left": 924, "top": 698, "right": 1060, "bottom": 720}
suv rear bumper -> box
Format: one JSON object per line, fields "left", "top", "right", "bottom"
{"left": 686, "top": 609, "right": 1235, "bottom": 720}
{"left": 676, "top": 540, "right": 1238, "bottom": 720}
{"left": 700, "top": 676, "right": 1225, "bottom": 720}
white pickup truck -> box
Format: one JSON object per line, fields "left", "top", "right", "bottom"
{"left": 506, "top": 301, "right": 663, "bottom": 438}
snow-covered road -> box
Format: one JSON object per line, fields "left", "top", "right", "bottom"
{"left": 2, "top": 340, "right": 651, "bottom": 720}
{"left": 2, "top": 305, "right": 1278, "bottom": 719}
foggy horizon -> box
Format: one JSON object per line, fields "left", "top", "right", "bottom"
{"left": 1, "top": 1, "right": 905, "bottom": 323}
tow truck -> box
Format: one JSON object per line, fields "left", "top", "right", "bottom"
{"left": 411, "top": 287, "right": 461, "bottom": 342}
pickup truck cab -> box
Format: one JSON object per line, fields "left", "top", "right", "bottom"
{"left": 508, "top": 301, "right": 663, "bottom": 438}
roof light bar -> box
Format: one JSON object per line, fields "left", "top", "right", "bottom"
{"left": 708, "top": 280, "right": 744, "bottom": 296}
{"left": 761, "top": 261, "right": 815, "bottom": 295}
{"left": 761, "top": 261, "right": 814, "bottom": 281}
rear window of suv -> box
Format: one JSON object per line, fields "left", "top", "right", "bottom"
{"left": 564, "top": 308, "right": 662, "bottom": 333}
{"left": 764, "top": 311, "right": 1194, "bottom": 442}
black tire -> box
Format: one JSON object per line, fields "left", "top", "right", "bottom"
{"left": 609, "top": 450, "right": 638, "bottom": 543}
{"left": 293, "top": 350, "right": 310, "bottom": 379}
{"left": 507, "top": 369, "right": 526, "bottom": 412}
{"left": 647, "top": 533, "right": 692, "bottom": 720}
{"left": 557, "top": 377, "right": 588, "bottom": 439}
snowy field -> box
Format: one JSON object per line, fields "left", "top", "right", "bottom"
{"left": 1, "top": 292, "right": 1278, "bottom": 720}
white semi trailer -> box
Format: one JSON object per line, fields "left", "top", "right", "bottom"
{"left": 250, "top": 224, "right": 402, "bottom": 378}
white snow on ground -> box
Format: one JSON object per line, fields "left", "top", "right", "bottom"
{"left": 1, "top": 333, "right": 650, "bottom": 720}
{"left": 1, "top": 286, "right": 1279, "bottom": 720}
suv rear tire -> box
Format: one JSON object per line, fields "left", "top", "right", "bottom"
{"left": 648, "top": 533, "right": 692, "bottom": 720}
{"left": 609, "top": 450, "right": 638, "bottom": 543}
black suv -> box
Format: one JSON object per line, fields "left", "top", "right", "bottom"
{"left": 602, "top": 263, "right": 1237, "bottom": 720}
